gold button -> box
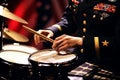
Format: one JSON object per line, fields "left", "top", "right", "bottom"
{"left": 100, "top": 17, "right": 103, "bottom": 20}
{"left": 82, "top": 35, "right": 85, "bottom": 38}
{"left": 69, "top": 6, "right": 71, "bottom": 8}
{"left": 83, "top": 13, "right": 87, "bottom": 17}
{"left": 83, "top": 20, "right": 87, "bottom": 25}
{"left": 80, "top": 48, "right": 84, "bottom": 53}
{"left": 93, "top": 14, "right": 96, "bottom": 18}
{"left": 83, "top": 28, "right": 86, "bottom": 32}
{"left": 73, "top": 9, "right": 76, "bottom": 12}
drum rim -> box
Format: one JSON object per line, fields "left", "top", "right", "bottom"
{"left": 0, "top": 50, "right": 31, "bottom": 66}
{"left": 3, "top": 44, "right": 39, "bottom": 50}
{"left": 2, "top": 44, "right": 39, "bottom": 54}
{"left": 28, "top": 49, "right": 77, "bottom": 66}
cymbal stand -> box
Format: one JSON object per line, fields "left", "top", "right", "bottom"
{"left": 0, "top": 18, "right": 7, "bottom": 79}
{"left": 0, "top": 16, "right": 4, "bottom": 50}
{"left": 0, "top": 0, "right": 8, "bottom": 50}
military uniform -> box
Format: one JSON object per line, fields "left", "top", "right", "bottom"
{"left": 47, "top": 0, "right": 120, "bottom": 75}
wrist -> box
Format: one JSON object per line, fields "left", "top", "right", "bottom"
{"left": 76, "top": 37, "right": 83, "bottom": 46}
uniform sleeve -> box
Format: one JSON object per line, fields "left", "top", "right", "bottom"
{"left": 46, "top": 1, "right": 78, "bottom": 37}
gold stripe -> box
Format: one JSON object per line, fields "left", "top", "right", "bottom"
{"left": 94, "top": 37, "right": 100, "bottom": 60}
{"left": 53, "top": 24, "right": 62, "bottom": 31}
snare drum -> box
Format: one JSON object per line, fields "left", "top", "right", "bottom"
{"left": 28, "top": 49, "right": 77, "bottom": 80}
{"left": 0, "top": 50, "right": 30, "bottom": 65}
{"left": 0, "top": 50, "right": 32, "bottom": 80}
{"left": 29, "top": 49, "right": 76, "bottom": 66}
{"left": 2, "top": 43, "right": 38, "bottom": 54}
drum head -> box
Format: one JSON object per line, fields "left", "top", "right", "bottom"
{"left": 2, "top": 44, "right": 38, "bottom": 54}
{"left": 29, "top": 49, "right": 76, "bottom": 65}
{"left": 0, "top": 50, "right": 30, "bottom": 65}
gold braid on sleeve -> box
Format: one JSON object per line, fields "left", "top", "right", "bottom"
{"left": 53, "top": 24, "right": 62, "bottom": 31}
{"left": 94, "top": 37, "right": 100, "bottom": 60}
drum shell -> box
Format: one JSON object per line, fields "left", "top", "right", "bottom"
{"left": 0, "top": 50, "right": 32, "bottom": 80}
{"left": 0, "top": 44, "right": 38, "bottom": 79}
{"left": 28, "top": 49, "right": 77, "bottom": 67}
{"left": 28, "top": 49, "right": 78, "bottom": 80}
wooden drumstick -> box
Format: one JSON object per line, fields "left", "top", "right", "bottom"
{"left": 22, "top": 25, "right": 54, "bottom": 43}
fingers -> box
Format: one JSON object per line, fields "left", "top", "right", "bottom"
{"left": 34, "top": 34, "right": 40, "bottom": 45}
{"left": 34, "top": 30, "right": 43, "bottom": 45}
{"left": 34, "top": 30, "right": 54, "bottom": 45}
{"left": 56, "top": 41, "right": 68, "bottom": 51}
{"left": 46, "top": 30, "right": 54, "bottom": 38}
{"left": 52, "top": 34, "right": 68, "bottom": 51}
{"left": 52, "top": 35, "right": 83, "bottom": 51}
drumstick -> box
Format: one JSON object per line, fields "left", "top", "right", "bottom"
{"left": 22, "top": 25, "right": 54, "bottom": 43}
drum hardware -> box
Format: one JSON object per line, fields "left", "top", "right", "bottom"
{"left": 0, "top": 1, "right": 28, "bottom": 50}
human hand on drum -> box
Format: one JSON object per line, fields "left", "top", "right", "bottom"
{"left": 34, "top": 29, "right": 54, "bottom": 45}
{"left": 52, "top": 34, "right": 83, "bottom": 51}
{"left": 34, "top": 30, "right": 83, "bottom": 52}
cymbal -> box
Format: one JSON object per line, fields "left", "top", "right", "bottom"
{"left": 3, "top": 28, "right": 29, "bottom": 42}
{"left": 0, "top": 5, "right": 28, "bottom": 24}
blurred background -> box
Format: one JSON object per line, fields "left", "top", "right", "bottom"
{"left": 0, "top": 0, "right": 68, "bottom": 50}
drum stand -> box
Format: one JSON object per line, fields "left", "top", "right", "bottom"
{"left": 0, "top": 1, "right": 11, "bottom": 80}
{"left": 0, "top": 16, "right": 4, "bottom": 50}
{"left": 0, "top": 0, "right": 8, "bottom": 50}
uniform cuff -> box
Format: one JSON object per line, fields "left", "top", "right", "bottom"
{"left": 46, "top": 24, "right": 62, "bottom": 37}
{"left": 46, "top": 24, "right": 62, "bottom": 33}
{"left": 52, "top": 24, "right": 62, "bottom": 31}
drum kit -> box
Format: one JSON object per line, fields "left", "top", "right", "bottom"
{"left": 0, "top": 3, "right": 29, "bottom": 47}
{"left": 0, "top": 1, "right": 77, "bottom": 80}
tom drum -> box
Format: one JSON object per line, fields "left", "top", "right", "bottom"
{"left": 2, "top": 43, "right": 38, "bottom": 54}
{"left": 0, "top": 43, "right": 38, "bottom": 80}
{"left": 28, "top": 49, "right": 77, "bottom": 80}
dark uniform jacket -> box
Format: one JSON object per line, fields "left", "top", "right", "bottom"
{"left": 47, "top": 0, "right": 120, "bottom": 75}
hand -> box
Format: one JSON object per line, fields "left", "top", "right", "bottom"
{"left": 52, "top": 34, "right": 83, "bottom": 51}
{"left": 34, "top": 30, "right": 54, "bottom": 45}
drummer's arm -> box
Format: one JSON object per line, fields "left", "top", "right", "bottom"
{"left": 46, "top": 6, "right": 77, "bottom": 37}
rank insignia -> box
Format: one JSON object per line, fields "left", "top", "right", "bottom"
{"left": 100, "top": 12, "right": 110, "bottom": 19}
{"left": 71, "top": 0, "right": 79, "bottom": 5}
{"left": 93, "top": 3, "right": 117, "bottom": 13}
{"left": 108, "top": 0, "right": 117, "bottom": 2}
{"left": 69, "top": 0, "right": 80, "bottom": 13}
{"left": 102, "top": 40, "right": 109, "bottom": 47}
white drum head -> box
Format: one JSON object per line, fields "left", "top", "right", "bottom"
{"left": 2, "top": 44, "right": 38, "bottom": 54}
{"left": 29, "top": 49, "right": 76, "bottom": 64}
{"left": 0, "top": 50, "right": 30, "bottom": 65}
